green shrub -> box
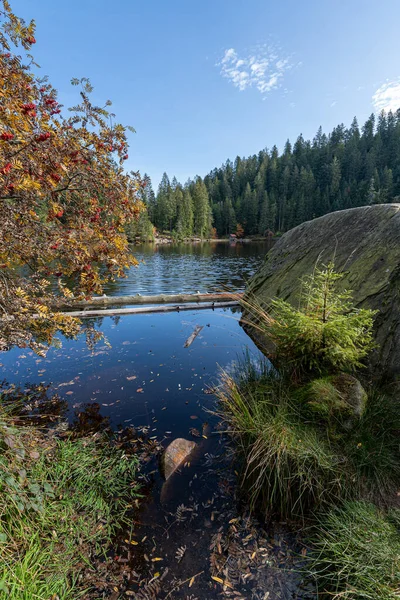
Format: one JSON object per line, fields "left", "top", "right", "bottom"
{"left": 265, "top": 263, "right": 376, "bottom": 377}
{"left": 308, "top": 501, "right": 400, "bottom": 599}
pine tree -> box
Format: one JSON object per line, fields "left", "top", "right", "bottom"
{"left": 192, "top": 178, "right": 211, "bottom": 237}
{"left": 175, "top": 188, "right": 194, "bottom": 237}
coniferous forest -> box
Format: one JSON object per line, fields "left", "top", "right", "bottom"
{"left": 135, "top": 111, "right": 400, "bottom": 239}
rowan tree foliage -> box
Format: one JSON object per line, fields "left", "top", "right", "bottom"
{"left": 0, "top": 1, "right": 143, "bottom": 353}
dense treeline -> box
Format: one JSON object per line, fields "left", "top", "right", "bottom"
{"left": 138, "top": 110, "right": 400, "bottom": 240}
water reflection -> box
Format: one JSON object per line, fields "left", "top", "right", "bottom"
{"left": 0, "top": 308, "right": 262, "bottom": 433}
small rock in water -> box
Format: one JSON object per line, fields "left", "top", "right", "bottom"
{"left": 160, "top": 438, "right": 196, "bottom": 480}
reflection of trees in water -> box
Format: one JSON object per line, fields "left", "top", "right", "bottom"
{"left": 71, "top": 402, "right": 110, "bottom": 437}
{"left": 102, "top": 241, "right": 271, "bottom": 296}
{"left": 0, "top": 380, "right": 67, "bottom": 425}
{"left": 0, "top": 381, "right": 111, "bottom": 438}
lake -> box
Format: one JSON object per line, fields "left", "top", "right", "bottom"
{"left": 1, "top": 241, "right": 313, "bottom": 599}
{"left": 102, "top": 240, "right": 273, "bottom": 295}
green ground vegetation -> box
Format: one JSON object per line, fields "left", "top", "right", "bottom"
{"left": 0, "top": 395, "right": 140, "bottom": 599}
{"left": 308, "top": 501, "right": 400, "bottom": 600}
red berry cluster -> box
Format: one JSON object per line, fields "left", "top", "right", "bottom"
{"left": 0, "top": 132, "right": 14, "bottom": 140}
{"left": 21, "top": 103, "right": 36, "bottom": 117}
{"left": 44, "top": 97, "right": 61, "bottom": 115}
{"left": 24, "top": 36, "right": 36, "bottom": 45}
{"left": 36, "top": 132, "right": 51, "bottom": 142}
{"left": 1, "top": 162, "right": 12, "bottom": 175}
{"left": 90, "top": 207, "right": 102, "bottom": 223}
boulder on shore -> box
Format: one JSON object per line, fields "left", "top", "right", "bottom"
{"left": 244, "top": 204, "right": 400, "bottom": 383}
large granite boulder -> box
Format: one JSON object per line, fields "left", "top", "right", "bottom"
{"left": 244, "top": 204, "right": 400, "bottom": 383}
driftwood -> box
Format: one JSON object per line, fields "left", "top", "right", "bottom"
{"left": 184, "top": 325, "right": 203, "bottom": 348}
{"left": 61, "top": 292, "right": 241, "bottom": 309}
{"left": 56, "top": 301, "right": 239, "bottom": 319}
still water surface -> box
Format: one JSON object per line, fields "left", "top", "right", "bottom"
{"left": 103, "top": 240, "right": 272, "bottom": 295}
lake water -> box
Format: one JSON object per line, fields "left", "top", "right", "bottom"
{"left": 102, "top": 240, "right": 273, "bottom": 296}
{"left": 1, "top": 241, "right": 314, "bottom": 599}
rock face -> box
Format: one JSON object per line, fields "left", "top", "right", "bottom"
{"left": 244, "top": 204, "right": 400, "bottom": 382}
{"left": 160, "top": 438, "right": 196, "bottom": 480}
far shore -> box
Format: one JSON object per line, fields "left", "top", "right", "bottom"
{"left": 132, "top": 235, "right": 276, "bottom": 245}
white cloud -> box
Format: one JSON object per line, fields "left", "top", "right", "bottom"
{"left": 217, "top": 45, "right": 292, "bottom": 97}
{"left": 330, "top": 101, "right": 337, "bottom": 107}
{"left": 372, "top": 79, "right": 400, "bottom": 113}
{"left": 221, "top": 48, "right": 237, "bottom": 63}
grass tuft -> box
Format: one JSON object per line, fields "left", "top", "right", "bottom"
{"left": 308, "top": 501, "right": 400, "bottom": 600}
{"left": 216, "top": 364, "right": 400, "bottom": 519}
{"left": 215, "top": 369, "right": 346, "bottom": 519}
{"left": 0, "top": 404, "right": 140, "bottom": 599}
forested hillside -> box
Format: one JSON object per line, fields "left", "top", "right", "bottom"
{"left": 137, "top": 110, "right": 400, "bottom": 239}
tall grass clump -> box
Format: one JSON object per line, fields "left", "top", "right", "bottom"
{"left": 308, "top": 501, "right": 400, "bottom": 599}
{"left": 346, "top": 389, "right": 400, "bottom": 502}
{"left": 0, "top": 402, "right": 140, "bottom": 599}
{"left": 216, "top": 370, "right": 346, "bottom": 519}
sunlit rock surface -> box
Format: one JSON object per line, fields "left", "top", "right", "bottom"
{"left": 161, "top": 438, "right": 196, "bottom": 480}
{"left": 244, "top": 204, "right": 400, "bottom": 383}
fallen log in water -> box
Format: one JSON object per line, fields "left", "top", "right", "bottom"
{"left": 61, "top": 292, "right": 242, "bottom": 309}
{"left": 184, "top": 325, "right": 204, "bottom": 348}
{"left": 57, "top": 301, "right": 240, "bottom": 318}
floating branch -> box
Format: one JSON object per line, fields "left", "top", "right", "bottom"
{"left": 184, "top": 325, "right": 204, "bottom": 348}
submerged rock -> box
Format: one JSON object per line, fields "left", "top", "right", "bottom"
{"left": 244, "top": 204, "right": 400, "bottom": 383}
{"left": 160, "top": 438, "right": 196, "bottom": 480}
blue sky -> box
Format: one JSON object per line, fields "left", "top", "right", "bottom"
{"left": 12, "top": 0, "right": 400, "bottom": 189}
